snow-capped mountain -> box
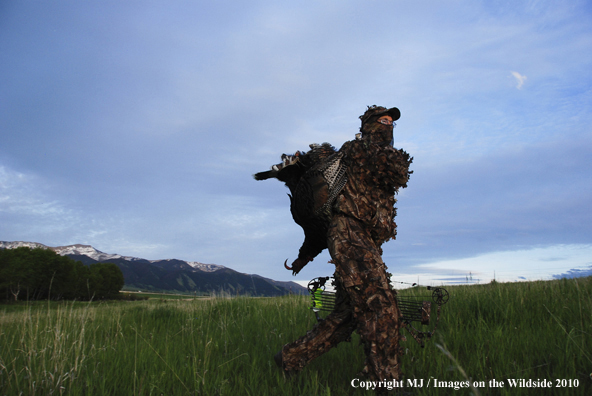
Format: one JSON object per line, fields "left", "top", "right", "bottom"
{"left": 184, "top": 261, "right": 226, "bottom": 272}
{"left": 150, "top": 258, "right": 225, "bottom": 272}
{"left": 0, "top": 241, "right": 120, "bottom": 261}
{"left": 0, "top": 241, "right": 49, "bottom": 251}
{"left": 0, "top": 241, "right": 225, "bottom": 272}
{"left": 1, "top": 241, "right": 306, "bottom": 296}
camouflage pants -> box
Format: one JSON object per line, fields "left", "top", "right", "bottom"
{"left": 280, "top": 215, "right": 402, "bottom": 383}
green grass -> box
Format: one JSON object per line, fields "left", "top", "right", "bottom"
{"left": 0, "top": 277, "right": 591, "bottom": 395}
{"left": 121, "top": 291, "right": 202, "bottom": 300}
{"left": 398, "top": 277, "right": 592, "bottom": 395}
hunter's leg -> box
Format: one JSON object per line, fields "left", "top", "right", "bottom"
{"left": 277, "top": 298, "right": 355, "bottom": 373}
{"left": 327, "top": 215, "right": 402, "bottom": 382}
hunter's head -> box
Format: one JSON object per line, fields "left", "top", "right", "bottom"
{"left": 359, "top": 105, "right": 400, "bottom": 146}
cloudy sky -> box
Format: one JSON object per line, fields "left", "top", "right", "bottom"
{"left": 1, "top": 0, "right": 591, "bottom": 286}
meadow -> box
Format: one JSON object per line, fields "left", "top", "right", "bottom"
{"left": 0, "top": 277, "right": 590, "bottom": 395}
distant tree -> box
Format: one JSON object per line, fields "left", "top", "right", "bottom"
{"left": 92, "top": 263, "right": 125, "bottom": 299}
{"left": 0, "top": 247, "right": 125, "bottom": 301}
{"left": 0, "top": 247, "right": 37, "bottom": 301}
{"left": 72, "top": 263, "right": 92, "bottom": 300}
{"left": 0, "top": 249, "right": 20, "bottom": 301}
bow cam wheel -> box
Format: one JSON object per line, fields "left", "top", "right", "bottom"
{"left": 432, "top": 288, "right": 449, "bottom": 305}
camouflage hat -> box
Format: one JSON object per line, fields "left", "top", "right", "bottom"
{"left": 359, "top": 105, "right": 401, "bottom": 126}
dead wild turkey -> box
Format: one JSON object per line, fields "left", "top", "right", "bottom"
{"left": 254, "top": 143, "right": 347, "bottom": 274}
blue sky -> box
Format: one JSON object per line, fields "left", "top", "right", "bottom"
{"left": 1, "top": 0, "right": 591, "bottom": 286}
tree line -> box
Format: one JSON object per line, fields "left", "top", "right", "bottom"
{"left": 0, "top": 247, "right": 124, "bottom": 301}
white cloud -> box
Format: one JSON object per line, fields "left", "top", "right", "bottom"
{"left": 0, "top": 166, "right": 63, "bottom": 216}
{"left": 511, "top": 71, "right": 527, "bottom": 89}
{"left": 2, "top": 1, "right": 592, "bottom": 284}
{"left": 408, "top": 244, "right": 592, "bottom": 285}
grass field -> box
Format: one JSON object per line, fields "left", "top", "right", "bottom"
{"left": 1, "top": 277, "right": 591, "bottom": 395}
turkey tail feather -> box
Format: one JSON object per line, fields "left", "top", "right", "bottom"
{"left": 253, "top": 170, "right": 274, "bottom": 180}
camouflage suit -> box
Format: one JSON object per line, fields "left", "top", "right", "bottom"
{"left": 272, "top": 106, "right": 413, "bottom": 389}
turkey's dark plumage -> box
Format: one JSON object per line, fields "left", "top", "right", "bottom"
{"left": 254, "top": 143, "right": 345, "bottom": 269}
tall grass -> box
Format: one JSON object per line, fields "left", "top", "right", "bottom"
{"left": 0, "top": 277, "right": 590, "bottom": 395}
{"left": 398, "top": 277, "right": 592, "bottom": 395}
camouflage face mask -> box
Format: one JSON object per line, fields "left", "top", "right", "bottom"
{"left": 361, "top": 121, "right": 394, "bottom": 147}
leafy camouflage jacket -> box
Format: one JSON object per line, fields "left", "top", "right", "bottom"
{"left": 334, "top": 138, "right": 413, "bottom": 247}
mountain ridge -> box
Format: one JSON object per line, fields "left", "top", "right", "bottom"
{"left": 0, "top": 241, "right": 306, "bottom": 296}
